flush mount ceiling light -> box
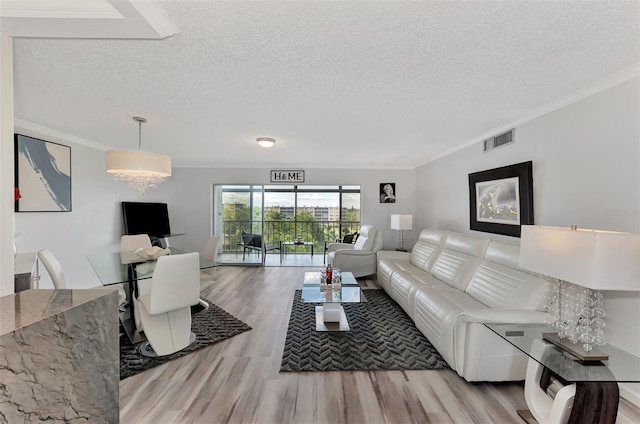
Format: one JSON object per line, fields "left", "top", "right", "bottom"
{"left": 257, "top": 137, "right": 276, "bottom": 148}
{"left": 105, "top": 117, "right": 172, "bottom": 195}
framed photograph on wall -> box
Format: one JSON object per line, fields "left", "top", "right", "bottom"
{"left": 15, "top": 134, "right": 72, "bottom": 212}
{"left": 380, "top": 183, "right": 396, "bottom": 203}
{"left": 468, "top": 161, "right": 533, "bottom": 237}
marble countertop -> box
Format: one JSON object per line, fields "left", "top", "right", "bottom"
{"left": 0, "top": 288, "right": 117, "bottom": 336}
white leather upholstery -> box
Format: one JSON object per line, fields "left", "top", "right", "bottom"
{"left": 410, "top": 229, "right": 449, "bottom": 272}
{"left": 376, "top": 229, "right": 549, "bottom": 382}
{"left": 137, "top": 252, "right": 201, "bottom": 356}
{"left": 430, "top": 233, "right": 489, "bottom": 291}
{"left": 376, "top": 250, "right": 412, "bottom": 290}
{"left": 327, "top": 224, "right": 384, "bottom": 277}
{"left": 414, "top": 288, "right": 488, "bottom": 368}
{"left": 465, "top": 241, "right": 547, "bottom": 310}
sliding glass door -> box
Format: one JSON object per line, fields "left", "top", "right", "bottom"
{"left": 213, "top": 184, "right": 361, "bottom": 266}
{"left": 214, "top": 185, "right": 264, "bottom": 265}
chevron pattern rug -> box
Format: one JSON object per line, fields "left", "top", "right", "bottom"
{"left": 280, "top": 289, "right": 448, "bottom": 372}
{"left": 120, "top": 299, "right": 251, "bottom": 379}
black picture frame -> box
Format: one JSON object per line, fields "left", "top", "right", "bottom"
{"left": 468, "top": 161, "right": 533, "bottom": 237}
{"left": 380, "top": 183, "right": 396, "bottom": 203}
{"left": 15, "top": 134, "right": 72, "bottom": 212}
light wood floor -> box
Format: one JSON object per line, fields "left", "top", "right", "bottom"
{"left": 120, "top": 266, "right": 640, "bottom": 424}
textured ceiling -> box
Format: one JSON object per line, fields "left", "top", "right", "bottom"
{"left": 10, "top": 1, "right": 640, "bottom": 169}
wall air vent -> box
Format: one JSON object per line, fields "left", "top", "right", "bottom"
{"left": 483, "top": 129, "right": 515, "bottom": 152}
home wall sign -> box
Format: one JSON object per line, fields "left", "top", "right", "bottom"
{"left": 270, "top": 170, "right": 305, "bottom": 183}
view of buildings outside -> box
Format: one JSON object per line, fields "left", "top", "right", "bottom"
{"left": 221, "top": 185, "right": 361, "bottom": 251}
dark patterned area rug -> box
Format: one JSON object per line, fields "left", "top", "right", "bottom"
{"left": 280, "top": 289, "right": 449, "bottom": 372}
{"left": 120, "top": 299, "right": 251, "bottom": 379}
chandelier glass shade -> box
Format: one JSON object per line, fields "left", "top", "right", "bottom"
{"left": 105, "top": 117, "right": 171, "bottom": 195}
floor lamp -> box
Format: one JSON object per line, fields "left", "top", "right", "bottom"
{"left": 390, "top": 214, "right": 413, "bottom": 252}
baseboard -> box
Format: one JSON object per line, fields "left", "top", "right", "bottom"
{"left": 620, "top": 383, "right": 640, "bottom": 408}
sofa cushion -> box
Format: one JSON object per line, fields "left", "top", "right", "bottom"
{"left": 465, "top": 241, "right": 547, "bottom": 310}
{"left": 430, "top": 233, "right": 490, "bottom": 291}
{"left": 410, "top": 229, "right": 449, "bottom": 272}
{"left": 388, "top": 270, "right": 451, "bottom": 318}
{"left": 413, "top": 288, "right": 488, "bottom": 368}
{"left": 377, "top": 253, "right": 414, "bottom": 291}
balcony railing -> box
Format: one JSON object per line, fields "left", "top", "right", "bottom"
{"left": 221, "top": 220, "right": 361, "bottom": 253}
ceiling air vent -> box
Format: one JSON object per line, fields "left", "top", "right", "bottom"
{"left": 483, "top": 129, "right": 514, "bottom": 152}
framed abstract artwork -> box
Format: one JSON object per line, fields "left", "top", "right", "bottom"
{"left": 15, "top": 134, "right": 72, "bottom": 212}
{"left": 468, "top": 161, "right": 533, "bottom": 237}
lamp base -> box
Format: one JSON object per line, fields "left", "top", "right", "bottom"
{"left": 542, "top": 332, "right": 609, "bottom": 362}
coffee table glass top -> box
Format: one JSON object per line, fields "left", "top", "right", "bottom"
{"left": 303, "top": 271, "right": 358, "bottom": 286}
{"left": 301, "top": 271, "right": 366, "bottom": 303}
{"left": 486, "top": 323, "right": 640, "bottom": 383}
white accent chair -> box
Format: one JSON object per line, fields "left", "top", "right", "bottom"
{"left": 326, "top": 224, "right": 384, "bottom": 277}
{"left": 137, "top": 252, "right": 201, "bottom": 357}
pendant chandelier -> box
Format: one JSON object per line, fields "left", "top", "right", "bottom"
{"left": 105, "top": 117, "right": 171, "bottom": 195}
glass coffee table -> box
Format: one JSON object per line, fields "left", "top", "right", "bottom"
{"left": 301, "top": 271, "right": 366, "bottom": 331}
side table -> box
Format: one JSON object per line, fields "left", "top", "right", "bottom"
{"left": 486, "top": 323, "right": 640, "bottom": 424}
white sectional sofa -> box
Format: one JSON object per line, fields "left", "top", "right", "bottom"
{"left": 377, "top": 229, "right": 549, "bottom": 382}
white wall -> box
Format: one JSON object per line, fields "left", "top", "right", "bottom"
{"left": 165, "top": 167, "right": 415, "bottom": 255}
{"left": 416, "top": 76, "right": 640, "bottom": 401}
{"left": 12, "top": 127, "right": 173, "bottom": 289}
{"left": 12, "top": 133, "right": 413, "bottom": 289}
{"left": 0, "top": 34, "right": 15, "bottom": 296}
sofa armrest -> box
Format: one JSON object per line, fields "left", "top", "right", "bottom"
{"left": 454, "top": 309, "right": 547, "bottom": 382}
{"left": 327, "top": 243, "right": 355, "bottom": 253}
{"left": 457, "top": 308, "right": 547, "bottom": 324}
{"left": 332, "top": 249, "right": 376, "bottom": 257}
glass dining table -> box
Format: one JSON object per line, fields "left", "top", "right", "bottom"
{"left": 87, "top": 247, "right": 215, "bottom": 343}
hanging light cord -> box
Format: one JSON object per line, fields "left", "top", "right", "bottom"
{"left": 133, "top": 116, "right": 147, "bottom": 151}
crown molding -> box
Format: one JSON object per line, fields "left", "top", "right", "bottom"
{"left": 14, "top": 119, "right": 111, "bottom": 151}
{"left": 0, "top": 0, "right": 178, "bottom": 39}
{"left": 418, "top": 64, "right": 640, "bottom": 167}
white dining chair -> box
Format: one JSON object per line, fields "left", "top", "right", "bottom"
{"left": 37, "top": 249, "right": 66, "bottom": 289}
{"left": 137, "top": 252, "right": 201, "bottom": 357}
{"left": 120, "top": 234, "right": 153, "bottom": 322}
{"left": 202, "top": 235, "right": 221, "bottom": 276}
{"left": 37, "top": 249, "right": 125, "bottom": 304}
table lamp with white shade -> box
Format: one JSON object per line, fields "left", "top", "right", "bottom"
{"left": 519, "top": 225, "right": 640, "bottom": 361}
{"left": 390, "top": 214, "right": 413, "bottom": 252}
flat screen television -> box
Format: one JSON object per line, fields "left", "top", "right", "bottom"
{"left": 122, "top": 202, "right": 171, "bottom": 238}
